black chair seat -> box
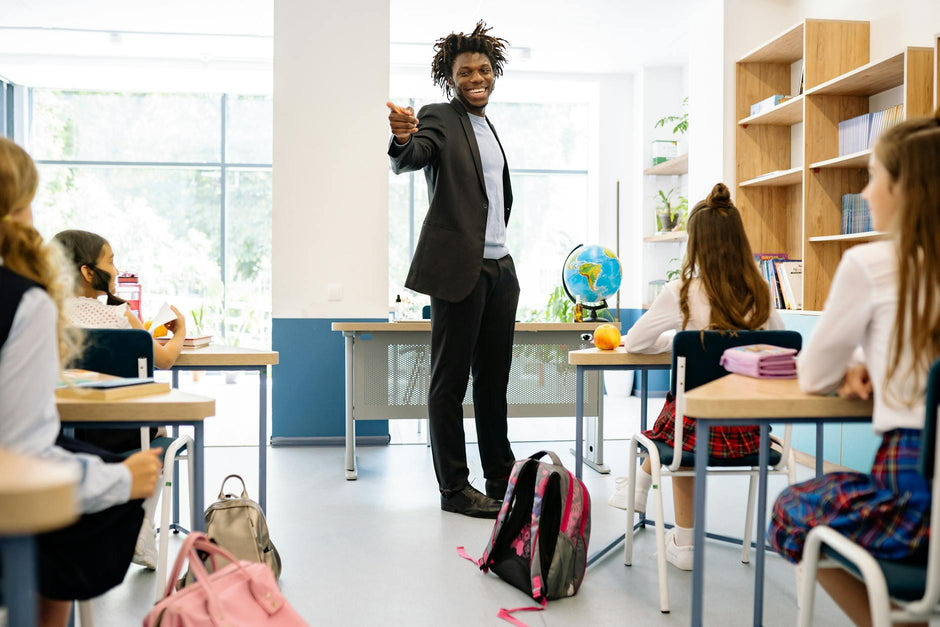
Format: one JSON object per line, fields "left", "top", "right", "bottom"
{"left": 822, "top": 544, "right": 928, "bottom": 601}
{"left": 640, "top": 438, "right": 782, "bottom": 468}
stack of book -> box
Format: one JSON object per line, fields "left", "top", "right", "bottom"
{"left": 838, "top": 104, "right": 904, "bottom": 156}
{"left": 719, "top": 345, "right": 798, "bottom": 379}
{"left": 841, "top": 193, "right": 872, "bottom": 234}
{"left": 56, "top": 369, "right": 170, "bottom": 400}
{"left": 774, "top": 261, "right": 803, "bottom": 310}
{"left": 755, "top": 253, "right": 788, "bottom": 309}
{"left": 156, "top": 334, "right": 212, "bottom": 349}
{"left": 755, "top": 254, "right": 803, "bottom": 310}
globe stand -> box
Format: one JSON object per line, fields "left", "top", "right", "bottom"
{"left": 580, "top": 300, "right": 610, "bottom": 322}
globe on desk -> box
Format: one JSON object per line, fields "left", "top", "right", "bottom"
{"left": 561, "top": 244, "right": 622, "bottom": 322}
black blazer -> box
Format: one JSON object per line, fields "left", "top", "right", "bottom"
{"left": 388, "top": 98, "right": 513, "bottom": 302}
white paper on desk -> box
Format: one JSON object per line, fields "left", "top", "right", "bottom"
{"left": 149, "top": 302, "right": 176, "bottom": 336}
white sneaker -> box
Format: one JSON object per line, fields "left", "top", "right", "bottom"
{"left": 132, "top": 517, "right": 158, "bottom": 570}
{"left": 607, "top": 476, "right": 647, "bottom": 514}
{"left": 665, "top": 529, "right": 694, "bottom": 571}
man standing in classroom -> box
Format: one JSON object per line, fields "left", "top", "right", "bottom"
{"left": 386, "top": 21, "right": 517, "bottom": 518}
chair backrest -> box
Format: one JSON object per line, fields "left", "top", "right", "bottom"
{"left": 918, "top": 358, "right": 940, "bottom": 478}
{"left": 69, "top": 328, "right": 154, "bottom": 378}
{"left": 670, "top": 330, "right": 803, "bottom": 395}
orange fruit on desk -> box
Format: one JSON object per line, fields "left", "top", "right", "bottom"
{"left": 594, "top": 324, "right": 621, "bottom": 350}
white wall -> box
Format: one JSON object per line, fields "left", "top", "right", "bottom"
{"left": 634, "top": 66, "right": 688, "bottom": 305}
{"left": 272, "top": 0, "right": 390, "bottom": 319}
{"left": 687, "top": 0, "right": 725, "bottom": 200}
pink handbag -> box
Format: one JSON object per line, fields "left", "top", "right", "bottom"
{"left": 143, "top": 532, "right": 307, "bottom": 627}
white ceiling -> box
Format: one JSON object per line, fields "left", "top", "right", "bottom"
{"left": 0, "top": 0, "right": 691, "bottom": 91}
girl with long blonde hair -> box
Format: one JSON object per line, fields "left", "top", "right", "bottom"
{"left": 0, "top": 137, "right": 162, "bottom": 626}
{"left": 769, "top": 112, "right": 940, "bottom": 626}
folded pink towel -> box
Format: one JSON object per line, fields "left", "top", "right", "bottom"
{"left": 719, "top": 344, "right": 798, "bottom": 379}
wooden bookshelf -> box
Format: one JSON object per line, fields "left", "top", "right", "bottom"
{"left": 736, "top": 19, "right": 936, "bottom": 312}
{"left": 643, "top": 153, "right": 688, "bottom": 176}
{"left": 739, "top": 167, "right": 803, "bottom": 187}
{"left": 809, "top": 149, "right": 871, "bottom": 170}
{"left": 936, "top": 34, "right": 939, "bottom": 109}
{"left": 643, "top": 232, "right": 688, "bottom": 243}
{"left": 738, "top": 96, "right": 802, "bottom": 126}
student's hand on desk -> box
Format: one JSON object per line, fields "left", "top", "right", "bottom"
{"left": 164, "top": 305, "right": 186, "bottom": 338}
{"left": 123, "top": 448, "right": 163, "bottom": 499}
{"left": 386, "top": 101, "right": 418, "bottom": 145}
{"left": 838, "top": 364, "right": 873, "bottom": 400}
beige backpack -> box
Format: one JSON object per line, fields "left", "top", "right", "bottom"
{"left": 197, "top": 474, "right": 281, "bottom": 580}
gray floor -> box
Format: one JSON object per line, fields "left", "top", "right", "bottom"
{"left": 88, "top": 396, "right": 863, "bottom": 627}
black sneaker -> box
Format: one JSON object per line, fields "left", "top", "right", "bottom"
{"left": 440, "top": 485, "right": 501, "bottom": 519}
{"left": 485, "top": 478, "right": 509, "bottom": 500}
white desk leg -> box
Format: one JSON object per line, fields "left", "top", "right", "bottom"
{"left": 582, "top": 370, "right": 611, "bottom": 474}
{"left": 344, "top": 331, "right": 358, "bottom": 480}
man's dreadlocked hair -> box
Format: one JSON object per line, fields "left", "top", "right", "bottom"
{"left": 431, "top": 21, "right": 509, "bottom": 98}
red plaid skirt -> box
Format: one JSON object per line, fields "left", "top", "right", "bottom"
{"left": 641, "top": 393, "right": 764, "bottom": 459}
{"left": 769, "top": 429, "right": 930, "bottom": 563}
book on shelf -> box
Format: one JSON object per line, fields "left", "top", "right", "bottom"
{"left": 774, "top": 260, "right": 803, "bottom": 310}
{"left": 838, "top": 104, "right": 904, "bottom": 156}
{"left": 749, "top": 94, "right": 792, "bottom": 117}
{"left": 754, "top": 253, "right": 788, "bottom": 310}
{"left": 156, "top": 334, "right": 212, "bottom": 348}
{"left": 841, "top": 194, "right": 872, "bottom": 234}
{"left": 56, "top": 369, "right": 170, "bottom": 401}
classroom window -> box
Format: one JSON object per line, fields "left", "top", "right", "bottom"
{"left": 29, "top": 89, "right": 272, "bottom": 347}
{"left": 387, "top": 98, "right": 589, "bottom": 319}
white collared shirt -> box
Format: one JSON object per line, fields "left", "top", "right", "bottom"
{"left": 0, "top": 286, "right": 131, "bottom": 513}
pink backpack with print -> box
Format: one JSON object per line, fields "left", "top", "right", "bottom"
{"left": 459, "top": 451, "right": 591, "bottom": 626}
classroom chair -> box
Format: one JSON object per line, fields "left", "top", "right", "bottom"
{"left": 798, "top": 358, "right": 940, "bottom": 627}
{"left": 624, "top": 330, "right": 801, "bottom": 613}
{"left": 66, "top": 329, "right": 196, "bottom": 606}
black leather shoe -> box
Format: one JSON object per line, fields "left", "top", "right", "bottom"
{"left": 485, "top": 479, "right": 508, "bottom": 500}
{"left": 440, "top": 485, "right": 501, "bottom": 519}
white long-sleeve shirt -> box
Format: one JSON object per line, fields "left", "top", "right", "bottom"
{"left": 798, "top": 241, "right": 924, "bottom": 433}
{"left": 624, "top": 278, "right": 784, "bottom": 354}
{"left": 0, "top": 287, "right": 131, "bottom": 513}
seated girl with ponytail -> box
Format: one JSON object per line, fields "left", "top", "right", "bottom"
{"left": 53, "top": 228, "right": 187, "bottom": 371}
{"left": 0, "top": 136, "right": 162, "bottom": 626}
{"left": 609, "top": 182, "right": 784, "bottom": 570}
{"left": 53, "top": 228, "right": 188, "bottom": 571}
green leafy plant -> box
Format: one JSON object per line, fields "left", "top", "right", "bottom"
{"left": 655, "top": 189, "right": 690, "bottom": 232}
{"left": 666, "top": 257, "right": 682, "bottom": 282}
{"left": 654, "top": 96, "right": 689, "bottom": 135}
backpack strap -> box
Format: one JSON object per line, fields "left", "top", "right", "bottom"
{"left": 455, "top": 546, "right": 481, "bottom": 567}
{"left": 496, "top": 599, "right": 547, "bottom": 627}
{"left": 218, "top": 474, "right": 249, "bottom": 499}
{"left": 529, "top": 450, "right": 564, "bottom": 467}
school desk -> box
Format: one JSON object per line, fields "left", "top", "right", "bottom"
{"left": 57, "top": 389, "right": 216, "bottom": 533}
{"left": 684, "top": 374, "right": 873, "bottom": 627}
{"left": 167, "top": 345, "right": 278, "bottom": 514}
{"left": 568, "top": 347, "right": 672, "bottom": 564}
{"left": 333, "top": 322, "right": 612, "bottom": 480}
{"left": 0, "top": 448, "right": 79, "bottom": 627}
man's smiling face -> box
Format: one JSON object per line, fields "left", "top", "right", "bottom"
{"left": 450, "top": 51, "right": 495, "bottom": 115}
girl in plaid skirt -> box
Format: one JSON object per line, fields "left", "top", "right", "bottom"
{"left": 612, "top": 182, "right": 784, "bottom": 568}
{"left": 769, "top": 112, "right": 940, "bottom": 625}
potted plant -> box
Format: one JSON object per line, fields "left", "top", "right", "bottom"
{"left": 654, "top": 97, "right": 689, "bottom": 135}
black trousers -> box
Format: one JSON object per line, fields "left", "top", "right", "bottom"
{"left": 429, "top": 255, "right": 519, "bottom": 493}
